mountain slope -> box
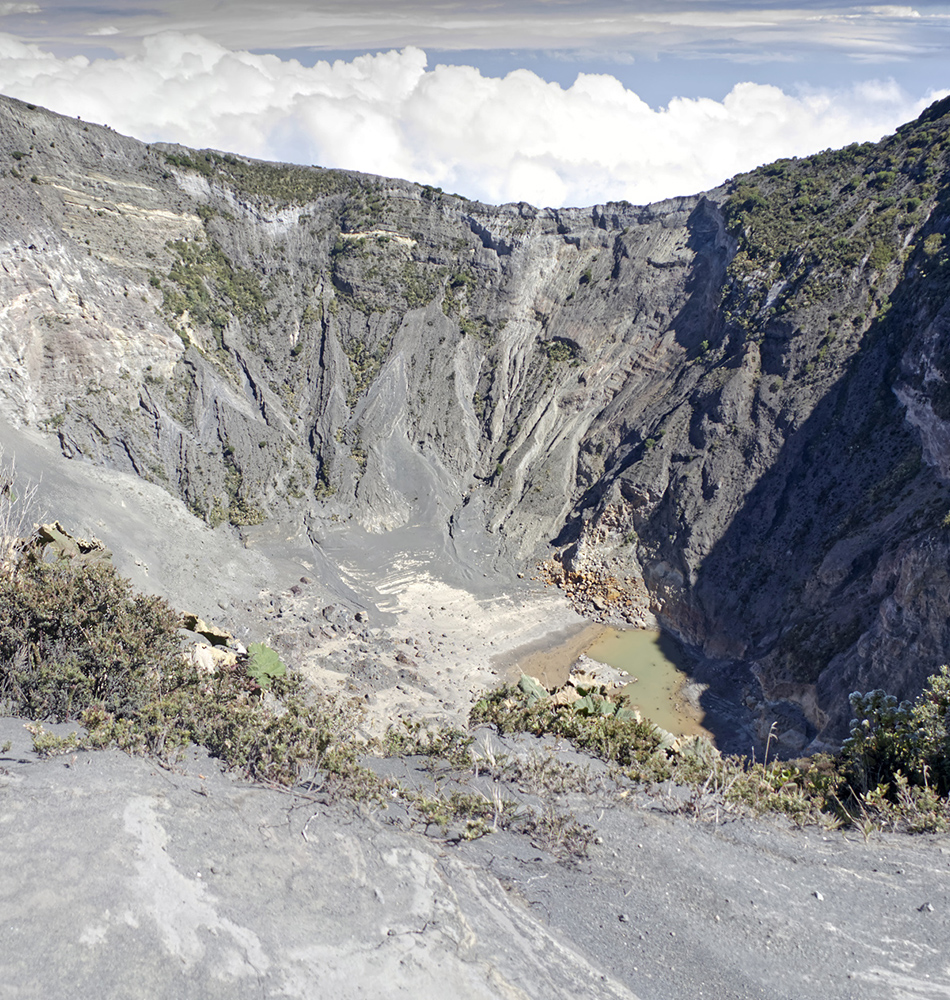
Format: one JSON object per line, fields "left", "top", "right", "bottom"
{"left": 1, "top": 93, "right": 949, "bottom": 747}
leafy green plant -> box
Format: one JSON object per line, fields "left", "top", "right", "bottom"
{"left": 842, "top": 666, "right": 950, "bottom": 797}
{"left": 245, "top": 643, "right": 287, "bottom": 689}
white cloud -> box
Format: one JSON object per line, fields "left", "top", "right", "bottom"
{"left": 860, "top": 6, "right": 922, "bottom": 17}
{"left": 0, "top": 31, "right": 945, "bottom": 207}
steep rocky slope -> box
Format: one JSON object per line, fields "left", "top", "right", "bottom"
{"left": 1, "top": 94, "right": 949, "bottom": 747}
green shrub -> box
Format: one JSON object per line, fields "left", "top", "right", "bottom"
{"left": 542, "top": 339, "right": 579, "bottom": 364}
{"left": 0, "top": 556, "right": 180, "bottom": 721}
{"left": 923, "top": 233, "right": 945, "bottom": 258}
{"left": 842, "top": 666, "right": 950, "bottom": 796}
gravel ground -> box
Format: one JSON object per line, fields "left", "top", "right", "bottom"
{"left": 2, "top": 718, "right": 949, "bottom": 1000}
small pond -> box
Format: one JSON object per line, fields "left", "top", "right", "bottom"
{"left": 585, "top": 628, "right": 710, "bottom": 738}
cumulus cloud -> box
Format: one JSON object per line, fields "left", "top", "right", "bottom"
{"left": 0, "top": 32, "right": 945, "bottom": 207}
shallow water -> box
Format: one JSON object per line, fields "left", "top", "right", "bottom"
{"left": 585, "top": 628, "right": 710, "bottom": 737}
{"left": 506, "top": 623, "right": 608, "bottom": 689}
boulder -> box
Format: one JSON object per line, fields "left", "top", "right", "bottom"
{"left": 181, "top": 614, "right": 233, "bottom": 646}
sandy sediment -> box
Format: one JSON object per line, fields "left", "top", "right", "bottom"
{"left": 499, "top": 622, "right": 609, "bottom": 689}
{"left": 292, "top": 557, "right": 593, "bottom": 735}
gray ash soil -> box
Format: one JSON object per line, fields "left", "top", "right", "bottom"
{"left": 2, "top": 717, "right": 949, "bottom": 1000}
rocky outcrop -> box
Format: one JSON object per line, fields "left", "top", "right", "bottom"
{"left": 2, "top": 93, "right": 950, "bottom": 744}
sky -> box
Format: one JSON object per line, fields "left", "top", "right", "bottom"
{"left": 0, "top": 2, "right": 948, "bottom": 208}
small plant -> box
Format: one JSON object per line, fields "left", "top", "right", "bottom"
{"left": 411, "top": 787, "right": 514, "bottom": 840}
{"left": 923, "top": 233, "right": 945, "bottom": 258}
{"left": 245, "top": 643, "right": 287, "bottom": 689}
{"left": 522, "top": 801, "right": 595, "bottom": 856}
{"left": 542, "top": 339, "right": 579, "bottom": 364}
{"left": 383, "top": 719, "right": 475, "bottom": 769}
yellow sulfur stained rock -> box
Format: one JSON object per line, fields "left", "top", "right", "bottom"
{"left": 182, "top": 613, "right": 233, "bottom": 646}
{"left": 183, "top": 642, "right": 238, "bottom": 675}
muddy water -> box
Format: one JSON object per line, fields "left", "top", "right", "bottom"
{"left": 585, "top": 628, "right": 711, "bottom": 738}
{"left": 508, "top": 623, "right": 608, "bottom": 689}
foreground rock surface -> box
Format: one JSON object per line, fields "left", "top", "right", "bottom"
{"left": 2, "top": 717, "right": 949, "bottom": 1000}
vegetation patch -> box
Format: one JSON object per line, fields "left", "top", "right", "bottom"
{"left": 165, "top": 149, "right": 354, "bottom": 206}
{"left": 160, "top": 236, "right": 265, "bottom": 351}
{"left": 330, "top": 234, "right": 442, "bottom": 313}
{"left": 472, "top": 676, "right": 950, "bottom": 833}
{"left": 0, "top": 535, "right": 364, "bottom": 785}
{"left": 343, "top": 335, "right": 391, "bottom": 406}
{"left": 383, "top": 718, "right": 476, "bottom": 769}
{"left": 541, "top": 338, "right": 581, "bottom": 365}
{"left": 0, "top": 505, "right": 593, "bottom": 850}
{"left": 721, "top": 96, "right": 950, "bottom": 341}
{"left": 199, "top": 447, "right": 267, "bottom": 528}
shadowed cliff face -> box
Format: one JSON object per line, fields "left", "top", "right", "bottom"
{"left": 1, "top": 93, "right": 949, "bottom": 747}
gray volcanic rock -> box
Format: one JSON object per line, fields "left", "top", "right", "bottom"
{"left": 2, "top": 93, "right": 950, "bottom": 744}
{"left": 2, "top": 717, "right": 950, "bottom": 1000}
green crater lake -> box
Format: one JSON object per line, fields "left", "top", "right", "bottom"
{"left": 585, "top": 628, "right": 710, "bottom": 738}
